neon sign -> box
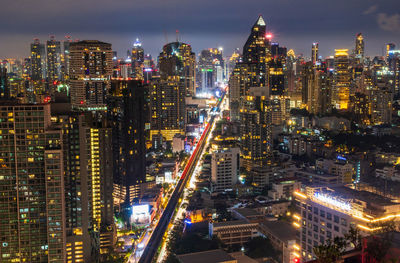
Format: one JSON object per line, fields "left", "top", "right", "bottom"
{"left": 314, "top": 192, "right": 351, "bottom": 211}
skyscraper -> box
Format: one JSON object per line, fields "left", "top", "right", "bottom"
{"left": 69, "top": 40, "right": 113, "bottom": 110}
{"left": 332, "top": 49, "right": 350, "bottom": 110}
{"left": 229, "top": 15, "right": 271, "bottom": 121}
{"left": 46, "top": 36, "right": 62, "bottom": 81}
{"left": 198, "top": 48, "right": 224, "bottom": 92}
{"left": 355, "top": 33, "right": 364, "bottom": 63}
{"left": 0, "top": 65, "right": 9, "bottom": 99}
{"left": 54, "top": 111, "right": 114, "bottom": 262}
{"left": 108, "top": 79, "right": 147, "bottom": 205}
{"left": 158, "top": 41, "right": 196, "bottom": 97}
{"left": 312, "top": 42, "right": 319, "bottom": 65}
{"left": 131, "top": 38, "right": 145, "bottom": 80}
{"left": 150, "top": 76, "right": 186, "bottom": 143}
{"left": 30, "top": 38, "right": 46, "bottom": 81}
{"left": 150, "top": 42, "right": 195, "bottom": 144}
{"left": 240, "top": 87, "right": 272, "bottom": 170}
{"left": 0, "top": 103, "right": 66, "bottom": 262}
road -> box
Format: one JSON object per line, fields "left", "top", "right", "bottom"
{"left": 137, "top": 93, "right": 225, "bottom": 263}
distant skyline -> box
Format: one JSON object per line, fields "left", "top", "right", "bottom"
{"left": 1, "top": 0, "right": 400, "bottom": 59}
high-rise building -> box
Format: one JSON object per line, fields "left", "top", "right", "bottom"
{"left": 355, "top": 33, "right": 364, "bottom": 63}
{"left": 240, "top": 87, "right": 272, "bottom": 170}
{"left": 211, "top": 148, "right": 240, "bottom": 193}
{"left": 108, "top": 80, "right": 147, "bottom": 205}
{"left": 386, "top": 43, "right": 396, "bottom": 62}
{"left": 0, "top": 103, "right": 66, "bottom": 262}
{"left": 54, "top": 111, "right": 114, "bottom": 262}
{"left": 229, "top": 15, "right": 271, "bottom": 121}
{"left": 30, "top": 38, "right": 46, "bottom": 81}
{"left": 370, "top": 83, "right": 393, "bottom": 125}
{"left": 311, "top": 42, "right": 319, "bottom": 65}
{"left": 332, "top": 49, "right": 350, "bottom": 110}
{"left": 150, "top": 76, "right": 186, "bottom": 143}
{"left": 198, "top": 48, "right": 224, "bottom": 92}
{"left": 131, "top": 38, "right": 144, "bottom": 80}
{"left": 150, "top": 42, "right": 195, "bottom": 143}
{"left": 69, "top": 40, "right": 113, "bottom": 110}
{"left": 46, "top": 36, "right": 62, "bottom": 81}
{"left": 62, "top": 36, "right": 72, "bottom": 81}
{"left": 158, "top": 41, "right": 196, "bottom": 97}
{"left": 0, "top": 65, "right": 9, "bottom": 99}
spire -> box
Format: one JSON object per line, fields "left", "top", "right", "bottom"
{"left": 255, "top": 15, "right": 266, "bottom": 26}
{"left": 134, "top": 38, "right": 142, "bottom": 47}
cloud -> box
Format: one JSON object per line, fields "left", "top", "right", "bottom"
{"left": 377, "top": 13, "right": 400, "bottom": 32}
{"left": 363, "top": 5, "right": 378, "bottom": 15}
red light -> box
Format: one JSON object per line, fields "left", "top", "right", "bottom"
{"left": 80, "top": 101, "right": 84, "bottom": 104}
{"left": 266, "top": 33, "right": 272, "bottom": 39}
{"left": 293, "top": 258, "right": 300, "bottom": 263}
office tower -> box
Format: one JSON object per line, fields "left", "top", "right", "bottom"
{"left": 230, "top": 15, "right": 271, "bottom": 121}
{"left": 46, "top": 36, "right": 62, "bottom": 81}
{"left": 158, "top": 41, "right": 196, "bottom": 97}
{"left": 243, "top": 15, "right": 270, "bottom": 64}
{"left": 352, "top": 92, "right": 370, "bottom": 125}
{"left": 370, "top": 83, "right": 393, "bottom": 125}
{"left": 332, "top": 49, "right": 350, "bottom": 110}
{"left": 311, "top": 42, "right": 319, "bottom": 65}
{"left": 131, "top": 38, "right": 144, "bottom": 80}
{"left": 143, "top": 54, "right": 155, "bottom": 83}
{"left": 240, "top": 87, "right": 272, "bottom": 170}
{"left": 198, "top": 48, "right": 224, "bottom": 92}
{"left": 30, "top": 38, "right": 46, "bottom": 81}
{"left": 54, "top": 112, "right": 114, "bottom": 262}
{"left": 0, "top": 103, "right": 66, "bottom": 262}
{"left": 62, "top": 36, "right": 72, "bottom": 81}
{"left": 150, "top": 42, "right": 195, "bottom": 144}
{"left": 0, "top": 65, "right": 9, "bottom": 99}
{"left": 211, "top": 148, "right": 240, "bottom": 193}
{"left": 293, "top": 185, "right": 400, "bottom": 262}
{"left": 108, "top": 80, "right": 147, "bottom": 205}
{"left": 269, "top": 42, "right": 287, "bottom": 96}
{"left": 355, "top": 33, "right": 364, "bottom": 63}
{"left": 69, "top": 40, "right": 113, "bottom": 110}
{"left": 225, "top": 48, "right": 241, "bottom": 79}
{"left": 150, "top": 76, "right": 186, "bottom": 143}
{"left": 386, "top": 43, "right": 396, "bottom": 62}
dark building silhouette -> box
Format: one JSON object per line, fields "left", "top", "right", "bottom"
{"left": 108, "top": 80, "right": 147, "bottom": 204}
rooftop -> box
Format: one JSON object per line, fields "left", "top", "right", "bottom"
{"left": 259, "top": 220, "right": 298, "bottom": 242}
{"left": 177, "top": 249, "right": 236, "bottom": 263}
{"left": 212, "top": 220, "right": 256, "bottom": 228}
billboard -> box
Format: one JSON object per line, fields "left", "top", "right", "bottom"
{"left": 131, "top": 204, "right": 150, "bottom": 225}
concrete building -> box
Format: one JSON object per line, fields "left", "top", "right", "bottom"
{"left": 209, "top": 221, "right": 259, "bottom": 246}
{"left": 316, "top": 158, "right": 354, "bottom": 184}
{"left": 258, "top": 221, "right": 299, "bottom": 263}
{"left": 293, "top": 185, "right": 400, "bottom": 262}
{"left": 69, "top": 40, "right": 113, "bottom": 110}
{"left": 268, "top": 179, "right": 301, "bottom": 200}
{"left": 211, "top": 147, "right": 240, "bottom": 193}
{"left": 0, "top": 103, "right": 66, "bottom": 262}
{"left": 53, "top": 112, "right": 114, "bottom": 262}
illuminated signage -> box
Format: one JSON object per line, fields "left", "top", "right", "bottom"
{"left": 314, "top": 192, "right": 351, "bottom": 211}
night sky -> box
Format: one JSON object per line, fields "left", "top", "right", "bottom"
{"left": 1, "top": 0, "right": 400, "bottom": 59}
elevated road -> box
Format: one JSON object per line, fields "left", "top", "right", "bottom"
{"left": 138, "top": 93, "right": 225, "bottom": 263}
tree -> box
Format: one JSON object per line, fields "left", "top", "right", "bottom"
{"left": 313, "top": 237, "right": 347, "bottom": 263}
{"left": 364, "top": 219, "right": 398, "bottom": 263}
{"left": 344, "top": 225, "right": 363, "bottom": 250}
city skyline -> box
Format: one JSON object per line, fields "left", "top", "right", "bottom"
{"left": 1, "top": 0, "right": 400, "bottom": 59}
